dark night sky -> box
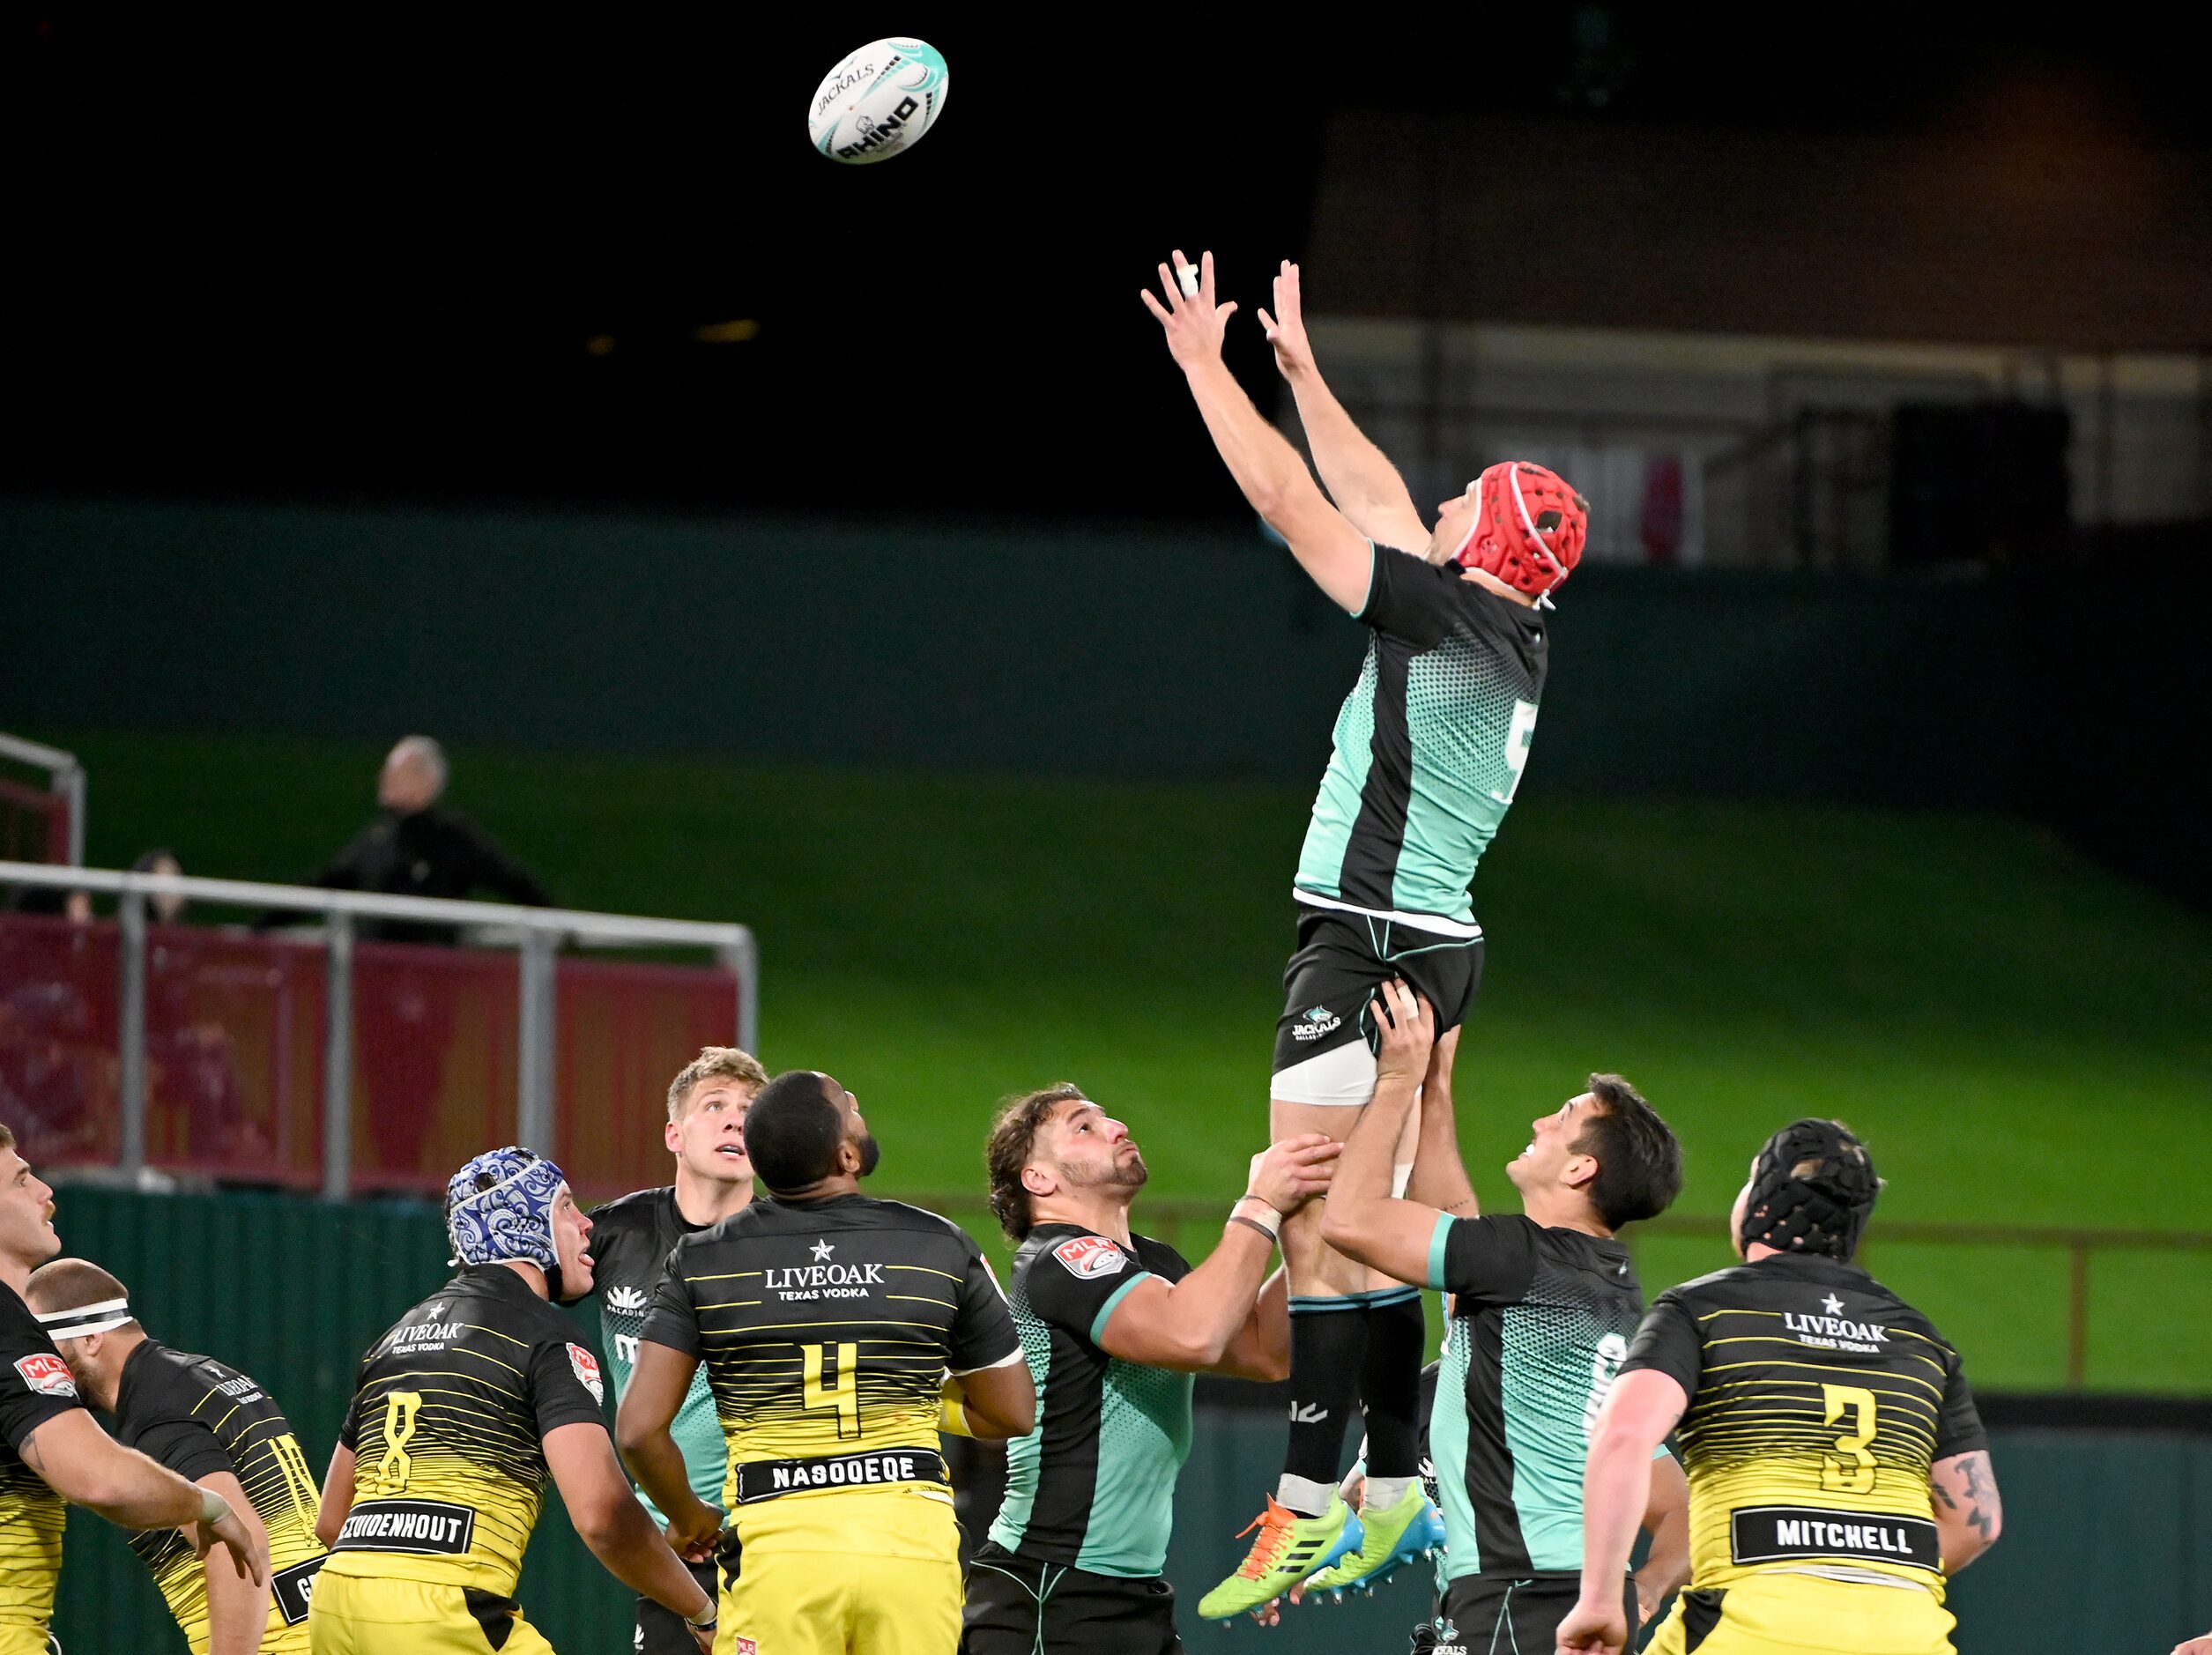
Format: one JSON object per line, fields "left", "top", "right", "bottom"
{"left": 10, "top": 9, "right": 2203, "bottom": 517}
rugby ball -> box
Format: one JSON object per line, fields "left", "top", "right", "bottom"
{"left": 807, "top": 38, "right": 950, "bottom": 164}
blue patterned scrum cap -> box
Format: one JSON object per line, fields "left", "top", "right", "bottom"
{"left": 445, "top": 1145, "right": 568, "bottom": 1273}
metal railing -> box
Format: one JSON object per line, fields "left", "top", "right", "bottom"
{"left": 0, "top": 734, "right": 85, "bottom": 867}
{"left": 906, "top": 1195, "right": 2212, "bottom": 1394}
{"left": 0, "top": 859, "right": 756, "bottom": 1199}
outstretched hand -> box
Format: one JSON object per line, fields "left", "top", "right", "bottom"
{"left": 1139, "top": 249, "right": 1238, "bottom": 369}
{"left": 1246, "top": 1133, "right": 1340, "bottom": 1214}
{"left": 1372, "top": 979, "right": 1436, "bottom": 1083}
{"left": 1256, "top": 259, "right": 1316, "bottom": 381}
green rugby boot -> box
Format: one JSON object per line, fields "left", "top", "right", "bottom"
{"left": 1197, "top": 1494, "right": 1364, "bottom": 1620}
{"left": 1298, "top": 1481, "right": 1446, "bottom": 1598}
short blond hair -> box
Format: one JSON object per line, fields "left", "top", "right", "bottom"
{"left": 0, "top": 1122, "right": 14, "bottom": 1154}
{"left": 666, "top": 1047, "right": 768, "bottom": 1121}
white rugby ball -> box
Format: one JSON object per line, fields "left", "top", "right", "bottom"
{"left": 807, "top": 37, "right": 950, "bottom": 164}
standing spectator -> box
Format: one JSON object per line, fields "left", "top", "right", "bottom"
{"left": 130, "top": 849, "right": 188, "bottom": 924}
{"left": 308, "top": 737, "right": 550, "bottom": 945}
{"left": 302, "top": 737, "right": 551, "bottom": 1184}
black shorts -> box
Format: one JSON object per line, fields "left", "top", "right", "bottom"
{"left": 636, "top": 1558, "right": 721, "bottom": 1655}
{"left": 961, "top": 1543, "right": 1182, "bottom": 1655}
{"left": 1430, "top": 1572, "right": 1637, "bottom": 1654}
{"left": 1272, "top": 905, "right": 1484, "bottom": 1085}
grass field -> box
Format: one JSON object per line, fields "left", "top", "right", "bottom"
{"left": 26, "top": 726, "right": 2212, "bottom": 1393}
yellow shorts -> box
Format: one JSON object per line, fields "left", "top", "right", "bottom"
{"left": 719, "top": 1488, "right": 962, "bottom": 1655}
{"left": 1646, "top": 1570, "right": 1957, "bottom": 1655}
{"left": 306, "top": 1573, "right": 555, "bottom": 1655}
{"left": 0, "top": 1624, "right": 56, "bottom": 1655}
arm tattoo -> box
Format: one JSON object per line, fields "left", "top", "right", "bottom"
{"left": 19, "top": 1425, "right": 44, "bottom": 1473}
{"left": 1930, "top": 1477, "right": 1956, "bottom": 1510}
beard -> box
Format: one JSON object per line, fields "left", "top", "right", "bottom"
{"left": 855, "top": 1132, "right": 882, "bottom": 1178}
{"left": 1065, "top": 1150, "right": 1148, "bottom": 1192}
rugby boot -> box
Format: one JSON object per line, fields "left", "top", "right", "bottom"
{"left": 1197, "top": 1494, "right": 1364, "bottom": 1620}
{"left": 1298, "top": 1481, "right": 1446, "bottom": 1599}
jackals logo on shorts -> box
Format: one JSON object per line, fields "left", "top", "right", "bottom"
{"left": 1291, "top": 1005, "right": 1341, "bottom": 1042}
{"left": 1052, "top": 1235, "right": 1128, "bottom": 1280}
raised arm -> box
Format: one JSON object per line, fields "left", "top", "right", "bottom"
{"left": 1633, "top": 1450, "right": 1691, "bottom": 1626}
{"left": 1929, "top": 1449, "right": 2002, "bottom": 1574}
{"left": 1317, "top": 981, "right": 1442, "bottom": 1284}
{"left": 1095, "top": 1138, "right": 1338, "bottom": 1372}
{"left": 1212, "top": 1265, "right": 1292, "bottom": 1382}
{"left": 1560, "top": 1369, "right": 1689, "bottom": 1655}
{"left": 1405, "top": 1025, "right": 1478, "bottom": 1219}
{"left": 1141, "top": 249, "right": 1376, "bottom": 613}
{"left": 1258, "top": 260, "right": 1429, "bottom": 553}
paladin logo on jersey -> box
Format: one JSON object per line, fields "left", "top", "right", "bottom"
{"left": 1291, "top": 1005, "right": 1342, "bottom": 1042}
{"left": 604, "top": 1285, "right": 649, "bottom": 1317}
{"left": 1052, "top": 1235, "right": 1128, "bottom": 1280}
{"left": 12, "top": 1353, "right": 75, "bottom": 1399}
{"left": 568, "top": 1343, "right": 605, "bottom": 1404}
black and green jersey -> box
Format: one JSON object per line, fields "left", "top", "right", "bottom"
{"left": 591, "top": 1186, "right": 730, "bottom": 1524}
{"left": 113, "top": 1340, "right": 329, "bottom": 1650}
{"left": 1296, "top": 543, "right": 1548, "bottom": 926}
{"left": 989, "top": 1225, "right": 1193, "bottom": 1578}
{"left": 1422, "top": 1213, "right": 1648, "bottom": 1580}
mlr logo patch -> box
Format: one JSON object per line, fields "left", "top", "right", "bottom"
{"left": 1051, "top": 1236, "right": 1127, "bottom": 1281}
{"left": 567, "top": 1344, "right": 604, "bottom": 1405}
{"left": 12, "top": 1354, "right": 75, "bottom": 1399}
{"left": 733, "top": 1638, "right": 758, "bottom": 1655}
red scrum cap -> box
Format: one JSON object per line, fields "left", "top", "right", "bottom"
{"left": 1453, "top": 462, "right": 1589, "bottom": 601}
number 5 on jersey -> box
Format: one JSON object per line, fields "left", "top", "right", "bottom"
{"left": 803, "top": 1343, "right": 861, "bottom": 1441}
{"left": 1821, "top": 1384, "right": 1877, "bottom": 1494}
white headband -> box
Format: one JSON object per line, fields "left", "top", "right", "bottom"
{"left": 35, "top": 1296, "right": 135, "bottom": 1339}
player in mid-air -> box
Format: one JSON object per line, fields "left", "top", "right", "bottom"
{"left": 1142, "top": 251, "right": 1590, "bottom": 1614}
{"left": 1562, "top": 1120, "right": 2003, "bottom": 1655}
{"left": 591, "top": 1046, "right": 764, "bottom": 1655}
{"left": 27, "top": 1257, "right": 328, "bottom": 1653}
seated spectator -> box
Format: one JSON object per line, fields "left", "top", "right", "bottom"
{"left": 305, "top": 736, "right": 550, "bottom": 945}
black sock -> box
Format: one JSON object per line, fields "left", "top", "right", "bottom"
{"left": 1359, "top": 1291, "right": 1426, "bottom": 1479}
{"left": 1282, "top": 1299, "right": 1368, "bottom": 1501}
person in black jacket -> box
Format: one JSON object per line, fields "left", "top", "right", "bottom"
{"left": 307, "top": 736, "right": 551, "bottom": 1183}
{"left": 310, "top": 736, "right": 549, "bottom": 945}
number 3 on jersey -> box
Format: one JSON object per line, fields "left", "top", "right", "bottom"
{"left": 1821, "top": 1384, "right": 1878, "bottom": 1494}
{"left": 802, "top": 1343, "right": 861, "bottom": 1440}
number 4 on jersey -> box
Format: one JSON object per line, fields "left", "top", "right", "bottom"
{"left": 803, "top": 1343, "right": 861, "bottom": 1440}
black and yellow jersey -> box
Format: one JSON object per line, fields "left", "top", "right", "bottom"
{"left": 113, "top": 1339, "right": 329, "bottom": 1651}
{"left": 1620, "top": 1252, "right": 1986, "bottom": 1599}
{"left": 0, "top": 1284, "right": 76, "bottom": 1642}
{"left": 640, "top": 1192, "right": 1018, "bottom": 1537}
{"left": 325, "top": 1265, "right": 609, "bottom": 1598}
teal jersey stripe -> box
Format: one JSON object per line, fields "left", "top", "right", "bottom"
{"left": 1427, "top": 1213, "right": 1454, "bottom": 1292}
{"left": 1087, "top": 1272, "right": 1153, "bottom": 1347}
